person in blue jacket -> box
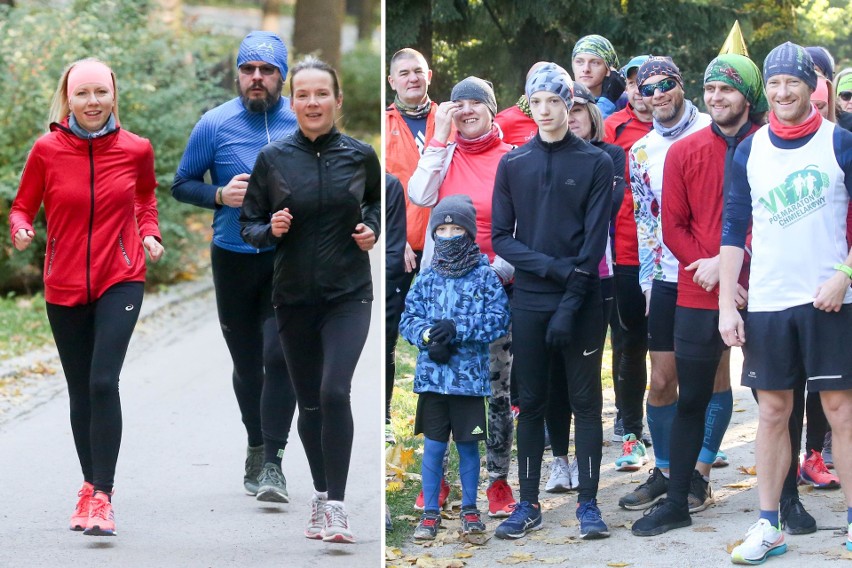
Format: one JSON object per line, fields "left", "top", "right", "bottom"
{"left": 400, "top": 194, "right": 510, "bottom": 541}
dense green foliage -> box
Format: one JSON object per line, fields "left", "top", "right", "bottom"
{"left": 387, "top": 0, "right": 852, "bottom": 109}
{"left": 339, "top": 40, "right": 382, "bottom": 137}
{"left": 0, "top": 0, "right": 233, "bottom": 292}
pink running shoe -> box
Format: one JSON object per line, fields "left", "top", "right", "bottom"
{"left": 70, "top": 482, "right": 94, "bottom": 531}
{"left": 487, "top": 478, "right": 516, "bottom": 518}
{"left": 84, "top": 491, "right": 116, "bottom": 536}
{"left": 799, "top": 449, "right": 840, "bottom": 489}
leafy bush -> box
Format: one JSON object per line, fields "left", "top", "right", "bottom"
{"left": 338, "top": 40, "right": 381, "bottom": 138}
{"left": 0, "top": 0, "right": 233, "bottom": 292}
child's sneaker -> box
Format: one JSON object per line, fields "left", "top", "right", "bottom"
{"left": 460, "top": 507, "right": 486, "bottom": 534}
{"left": 70, "top": 481, "right": 94, "bottom": 531}
{"left": 83, "top": 491, "right": 115, "bottom": 536}
{"left": 321, "top": 500, "right": 355, "bottom": 544}
{"left": 614, "top": 434, "right": 647, "bottom": 472}
{"left": 415, "top": 478, "right": 451, "bottom": 511}
{"left": 731, "top": 519, "right": 786, "bottom": 564}
{"left": 304, "top": 492, "right": 327, "bottom": 539}
{"left": 413, "top": 511, "right": 442, "bottom": 540}
{"left": 486, "top": 478, "right": 516, "bottom": 517}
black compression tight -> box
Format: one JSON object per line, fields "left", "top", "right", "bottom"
{"left": 275, "top": 300, "right": 372, "bottom": 501}
{"left": 46, "top": 282, "right": 143, "bottom": 494}
{"left": 211, "top": 245, "right": 296, "bottom": 464}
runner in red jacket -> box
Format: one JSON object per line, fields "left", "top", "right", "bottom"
{"left": 9, "top": 58, "right": 163, "bottom": 538}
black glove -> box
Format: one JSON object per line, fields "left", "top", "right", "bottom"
{"left": 429, "top": 319, "right": 457, "bottom": 345}
{"left": 565, "top": 268, "right": 597, "bottom": 296}
{"left": 428, "top": 342, "right": 452, "bottom": 364}
{"left": 545, "top": 305, "right": 578, "bottom": 348}
{"left": 601, "top": 69, "right": 626, "bottom": 103}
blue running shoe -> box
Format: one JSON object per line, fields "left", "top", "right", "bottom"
{"left": 494, "top": 501, "right": 542, "bottom": 539}
{"left": 577, "top": 499, "right": 609, "bottom": 539}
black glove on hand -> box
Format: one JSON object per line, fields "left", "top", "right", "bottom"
{"left": 429, "top": 319, "right": 457, "bottom": 345}
{"left": 428, "top": 342, "right": 452, "bottom": 364}
{"left": 601, "top": 69, "right": 626, "bottom": 102}
{"left": 545, "top": 305, "right": 578, "bottom": 349}
{"left": 565, "top": 268, "right": 596, "bottom": 296}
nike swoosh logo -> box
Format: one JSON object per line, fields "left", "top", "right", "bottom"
{"left": 583, "top": 349, "right": 599, "bottom": 356}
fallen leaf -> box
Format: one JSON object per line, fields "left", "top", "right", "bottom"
{"left": 458, "top": 532, "right": 491, "bottom": 546}
{"left": 497, "top": 552, "right": 536, "bottom": 564}
{"left": 607, "top": 563, "right": 631, "bottom": 567}
{"left": 734, "top": 408, "right": 746, "bottom": 412}
{"left": 386, "top": 480, "right": 404, "bottom": 492}
{"left": 385, "top": 547, "right": 403, "bottom": 560}
{"left": 692, "top": 526, "right": 717, "bottom": 532}
{"left": 539, "top": 558, "right": 569, "bottom": 565}
{"left": 727, "top": 539, "right": 744, "bottom": 554}
{"left": 737, "top": 465, "right": 757, "bottom": 476}
{"left": 453, "top": 552, "right": 473, "bottom": 559}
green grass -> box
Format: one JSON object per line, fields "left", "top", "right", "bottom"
{"left": 0, "top": 293, "right": 52, "bottom": 359}
{"left": 385, "top": 334, "right": 615, "bottom": 548}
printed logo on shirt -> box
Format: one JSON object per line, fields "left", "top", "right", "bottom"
{"left": 758, "top": 165, "right": 829, "bottom": 228}
{"left": 471, "top": 425, "right": 484, "bottom": 435}
{"left": 564, "top": 178, "right": 576, "bottom": 186}
{"left": 415, "top": 130, "right": 426, "bottom": 154}
{"left": 125, "top": 304, "right": 134, "bottom": 312}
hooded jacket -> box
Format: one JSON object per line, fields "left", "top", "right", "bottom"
{"left": 240, "top": 127, "right": 381, "bottom": 305}
{"left": 9, "top": 119, "right": 160, "bottom": 307}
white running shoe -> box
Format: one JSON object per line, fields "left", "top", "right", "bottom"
{"left": 545, "top": 457, "right": 572, "bottom": 493}
{"left": 304, "top": 492, "right": 327, "bottom": 539}
{"left": 322, "top": 500, "right": 355, "bottom": 544}
{"left": 568, "top": 457, "right": 579, "bottom": 490}
{"left": 731, "top": 518, "right": 787, "bottom": 565}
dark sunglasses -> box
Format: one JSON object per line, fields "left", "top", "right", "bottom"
{"left": 840, "top": 91, "right": 852, "bottom": 102}
{"left": 640, "top": 78, "right": 678, "bottom": 97}
{"left": 238, "top": 64, "right": 277, "bottom": 76}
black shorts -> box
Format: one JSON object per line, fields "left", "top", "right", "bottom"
{"left": 742, "top": 303, "right": 852, "bottom": 392}
{"left": 414, "top": 392, "right": 488, "bottom": 443}
{"left": 647, "top": 280, "right": 677, "bottom": 352}
{"left": 674, "top": 307, "right": 728, "bottom": 360}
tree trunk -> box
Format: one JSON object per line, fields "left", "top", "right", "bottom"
{"left": 261, "top": 0, "right": 283, "bottom": 33}
{"left": 293, "top": 0, "right": 344, "bottom": 69}
{"left": 357, "top": 0, "right": 375, "bottom": 42}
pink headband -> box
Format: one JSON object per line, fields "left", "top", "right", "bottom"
{"left": 67, "top": 61, "right": 114, "bottom": 98}
{"left": 810, "top": 78, "right": 829, "bottom": 104}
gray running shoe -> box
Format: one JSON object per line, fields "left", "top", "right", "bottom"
{"left": 256, "top": 463, "right": 289, "bottom": 503}
{"left": 244, "top": 445, "right": 264, "bottom": 495}
{"left": 413, "top": 511, "right": 442, "bottom": 540}
{"left": 618, "top": 467, "right": 668, "bottom": 510}
{"left": 611, "top": 418, "right": 624, "bottom": 442}
{"left": 687, "top": 470, "right": 714, "bottom": 513}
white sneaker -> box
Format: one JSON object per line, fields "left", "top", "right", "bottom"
{"left": 304, "top": 492, "right": 327, "bottom": 539}
{"left": 568, "top": 457, "right": 579, "bottom": 490}
{"left": 322, "top": 500, "right": 355, "bottom": 544}
{"left": 545, "top": 457, "right": 572, "bottom": 493}
{"left": 731, "top": 518, "right": 787, "bottom": 564}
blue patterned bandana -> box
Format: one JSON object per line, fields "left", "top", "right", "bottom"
{"left": 238, "top": 31, "right": 289, "bottom": 77}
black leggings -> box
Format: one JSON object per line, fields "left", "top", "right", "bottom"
{"left": 211, "top": 245, "right": 296, "bottom": 463}
{"left": 46, "top": 282, "right": 144, "bottom": 494}
{"left": 385, "top": 252, "right": 421, "bottom": 423}
{"left": 275, "top": 300, "right": 372, "bottom": 501}
{"left": 614, "top": 264, "right": 649, "bottom": 438}
{"left": 514, "top": 294, "right": 604, "bottom": 504}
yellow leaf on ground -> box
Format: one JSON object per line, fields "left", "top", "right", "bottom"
{"left": 724, "top": 480, "right": 756, "bottom": 488}
{"left": 385, "top": 547, "right": 403, "bottom": 560}
{"left": 737, "top": 465, "right": 757, "bottom": 475}
{"left": 497, "top": 552, "right": 536, "bottom": 564}
{"left": 607, "top": 563, "right": 631, "bottom": 567}
{"left": 453, "top": 552, "right": 473, "bottom": 559}
{"left": 692, "top": 526, "right": 717, "bottom": 532}
{"left": 386, "top": 480, "right": 404, "bottom": 492}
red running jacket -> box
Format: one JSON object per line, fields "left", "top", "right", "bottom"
{"left": 10, "top": 119, "right": 160, "bottom": 307}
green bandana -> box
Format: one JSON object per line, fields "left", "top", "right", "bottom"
{"left": 572, "top": 35, "right": 619, "bottom": 70}
{"left": 704, "top": 54, "right": 769, "bottom": 114}
{"left": 516, "top": 94, "right": 532, "bottom": 118}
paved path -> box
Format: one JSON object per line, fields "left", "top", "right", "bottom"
{"left": 0, "top": 255, "right": 382, "bottom": 567}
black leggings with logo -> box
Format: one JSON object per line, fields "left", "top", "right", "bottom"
{"left": 46, "top": 282, "right": 144, "bottom": 494}
{"left": 275, "top": 300, "right": 372, "bottom": 501}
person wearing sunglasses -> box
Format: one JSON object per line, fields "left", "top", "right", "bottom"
{"left": 631, "top": 52, "right": 769, "bottom": 538}
{"left": 619, "top": 56, "right": 715, "bottom": 513}
{"left": 836, "top": 70, "right": 852, "bottom": 132}
{"left": 172, "top": 31, "right": 297, "bottom": 502}
{"left": 719, "top": 41, "right": 852, "bottom": 565}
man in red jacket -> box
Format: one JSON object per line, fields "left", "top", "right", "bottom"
{"left": 602, "top": 55, "right": 653, "bottom": 465}
{"left": 631, "top": 53, "right": 767, "bottom": 536}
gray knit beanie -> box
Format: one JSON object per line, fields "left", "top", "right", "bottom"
{"left": 451, "top": 76, "right": 497, "bottom": 116}
{"left": 430, "top": 194, "right": 477, "bottom": 238}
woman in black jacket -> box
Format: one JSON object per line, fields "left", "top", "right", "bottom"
{"left": 240, "top": 56, "right": 381, "bottom": 545}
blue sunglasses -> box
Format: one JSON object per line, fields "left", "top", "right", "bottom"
{"left": 640, "top": 78, "right": 679, "bottom": 97}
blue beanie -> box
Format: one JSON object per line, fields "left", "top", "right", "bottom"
{"left": 525, "top": 63, "right": 574, "bottom": 110}
{"left": 763, "top": 42, "right": 817, "bottom": 91}
{"left": 237, "top": 31, "right": 289, "bottom": 77}
{"left": 805, "top": 46, "right": 834, "bottom": 81}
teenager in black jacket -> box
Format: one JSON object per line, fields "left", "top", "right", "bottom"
{"left": 241, "top": 56, "right": 380, "bottom": 545}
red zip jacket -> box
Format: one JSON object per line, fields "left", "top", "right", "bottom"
{"left": 662, "top": 124, "right": 755, "bottom": 309}
{"left": 10, "top": 119, "right": 160, "bottom": 307}
{"left": 603, "top": 105, "right": 653, "bottom": 266}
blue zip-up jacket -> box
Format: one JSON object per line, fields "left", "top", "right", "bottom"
{"left": 400, "top": 255, "right": 510, "bottom": 397}
{"left": 171, "top": 96, "right": 297, "bottom": 253}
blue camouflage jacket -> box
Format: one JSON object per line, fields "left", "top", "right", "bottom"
{"left": 400, "top": 255, "right": 510, "bottom": 397}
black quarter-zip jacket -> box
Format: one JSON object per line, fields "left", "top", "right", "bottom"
{"left": 240, "top": 127, "right": 381, "bottom": 305}
{"left": 491, "top": 131, "right": 613, "bottom": 310}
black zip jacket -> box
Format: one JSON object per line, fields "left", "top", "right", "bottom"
{"left": 491, "top": 131, "right": 613, "bottom": 309}
{"left": 240, "top": 127, "right": 381, "bottom": 305}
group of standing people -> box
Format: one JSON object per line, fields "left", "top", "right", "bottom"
{"left": 10, "top": 31, "right": 378, "bottom": 545}
{"left": 386, "top": 33, "right": 852, "bottom": 566}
